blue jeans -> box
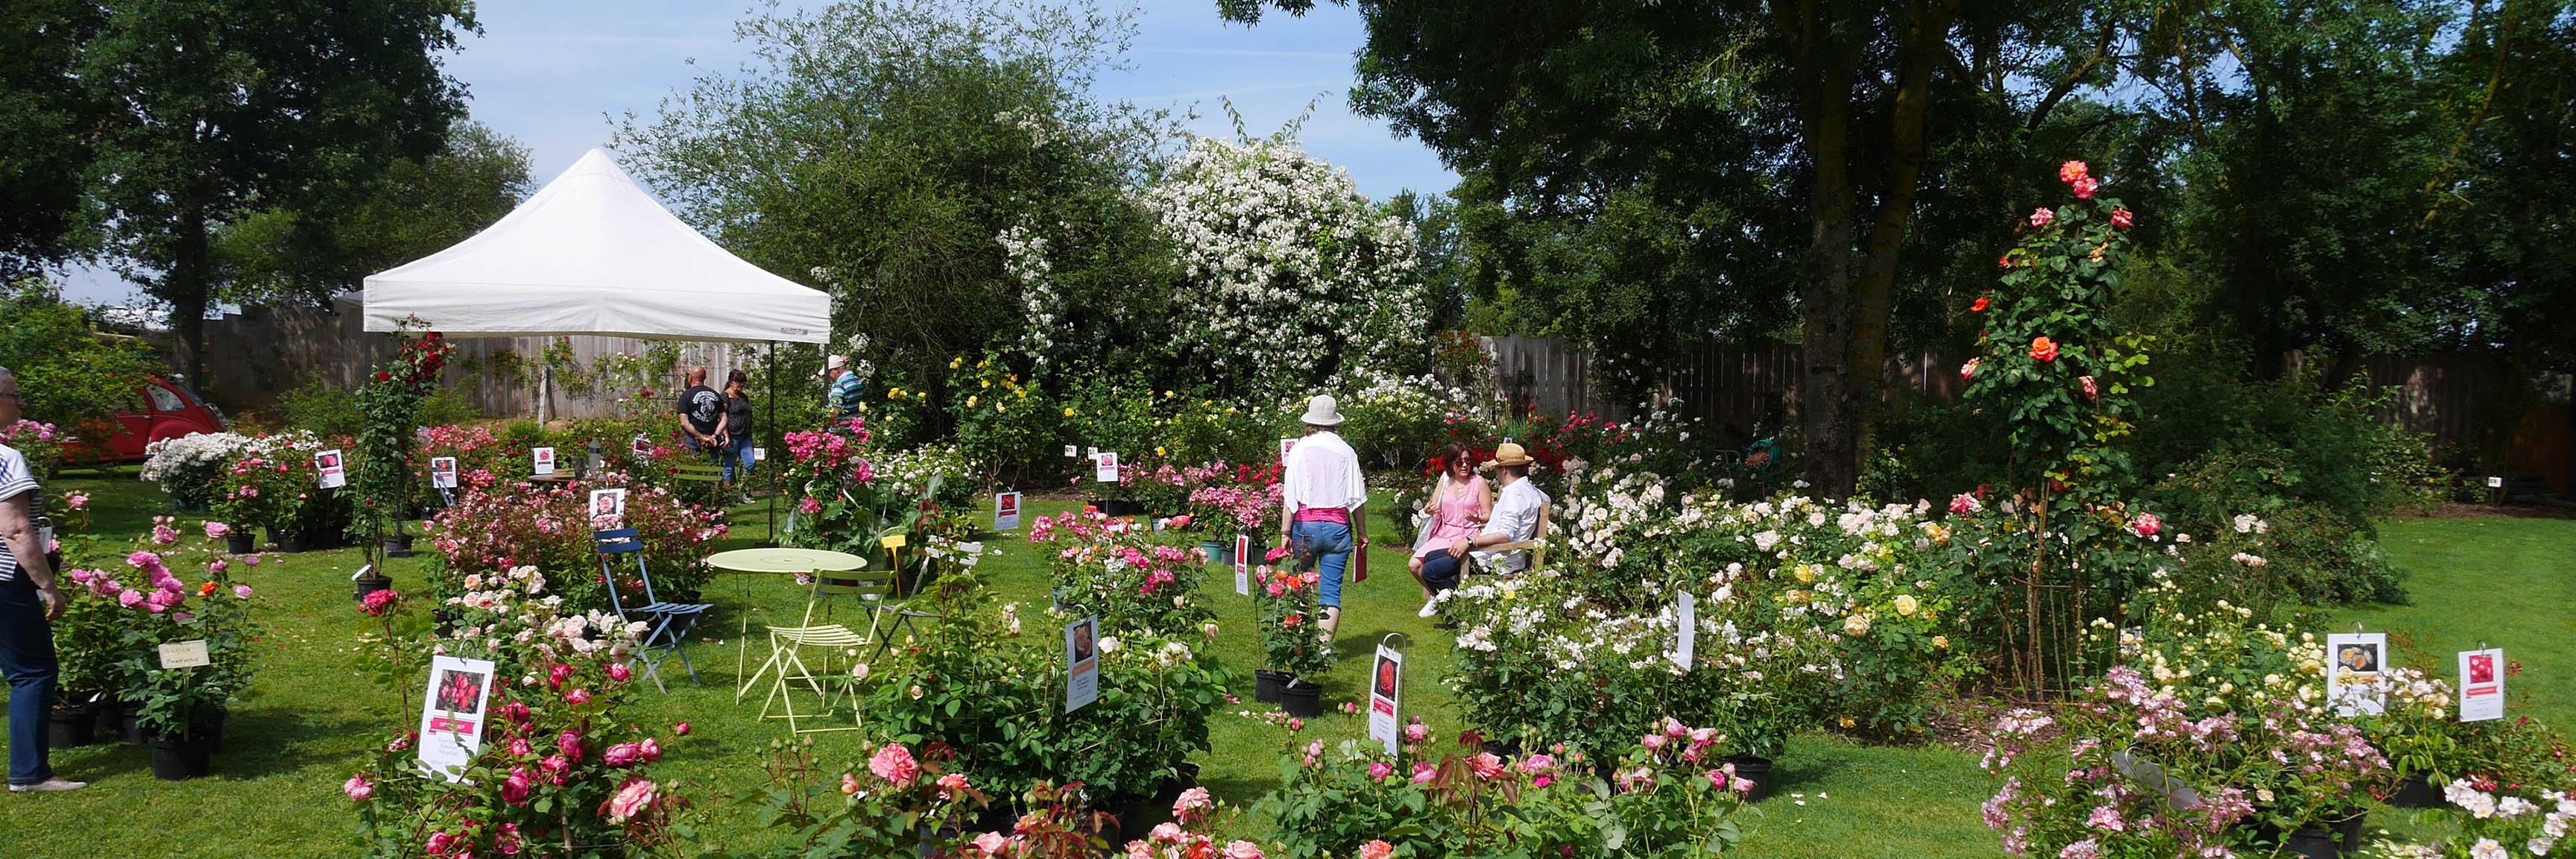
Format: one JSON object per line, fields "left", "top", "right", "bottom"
{"left": 1420, "top": 551, "right": 1466, "bottom": 594}
{"left": 1289, "top": 520, "right": 1352, "bottom": 608}
{"left": 721, "top": 435, "right": 755, "bottom": 482}
{"left": 0, "top": 576, "right": 57, "bottom": 785}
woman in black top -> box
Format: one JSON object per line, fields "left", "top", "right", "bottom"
{"left": 721, "top": 368, "right": 756, "bottom": 488}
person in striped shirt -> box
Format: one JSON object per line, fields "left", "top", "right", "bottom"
{"left": 0, "top": 365, "right": 83, "bottom": 792}
{"left": 821, "top": 353, "right": 865, "bottom": 426}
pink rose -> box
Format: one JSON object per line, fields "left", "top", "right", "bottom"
{"left": 603, "top": 777, "right": 657, "bottom": 824}
{"left": 1360, "top": 842, "right": 1396, "bottom": 859}
{"left": 605, "top": 743, "right": 643, "bottom": 768}
{"left": 869, "top": 742, "right": 921, "bottom": 787}
{"left": 2110, "top": 208, "right": 2134, "bottom": 230}
{"left": 1521, "top": 754, "right": 1556, "bottom": 774}
{"left": 1222, "top": 842, "right": 1265, "bottom": 859}
{"left": 2059, "top": 160, "right": 2089, "bottom": 184}
{"left": 2029, "top": 207, "right": 2056, "bottom": 228}
{"left": 1705, "top": 768, "right": 1731, "bottom": 791}
{"left": 2079, "top": 375, "right": 2098, "bottom": 401}
{"left": 1173, "top": 785, "right": 1214, "bottom": 822}
{"left": 344, "top": 775, "right": 375, "bottom": 802}
{"left": 233, "top": 585, "right": 253, "bottom": 600}
{"left": 971, "top": 832, "right": 1008, "bottom": 855}
{"left": 1949, "top": 494, "right": 1982, "bottom": 516}
{"left": 674, "top": 722, "right": 690, "bottom": 736}
{"left": 639, "top": 737, "right": 662, "bottom": 763}
{"left": 508, "top": 737, "right": 533, "bottom": 758}
{"left": 841, "top": 773, "right": 862, "bottom": 796}
{"left": 607, "top": 663, "right": 632, "bottom": 683}
{"left": 204, "top": 521, "right": 230, "bottom": 539}
{"left": 2130, "top": 513, "right": 2162, "bottom": 539}
{"left": 1960, "top": 357, "right": 1980, "bottom": 381}
{"left": 426, "top": 832, "right": 454, "bottom": 856}
{"left": 541, "top": 754, "right": 571, "bottom": 785}
{"left": 564, "top": 687, "right": 593, "bottom": 705}
{"left": 557, "top": 731, "right": 586, "bottom": 764}
{"left": 2071, "top": 175, "right": 2097, "bottom": 200}
{"left": 1404, "top": 723, "right": 1429, "bottom": 743}
{"left": 496, "top": 823, "right": 523, "bottom": 857}
{"left": 1412, "top": 762, "right": 1438, "bottom": 784}
{"left": 119, "top": 590, "right": 145, "bottom": 608}
{"left": 1368, "top": 761, "right": 1395, "bottom": 781}
{"left": 1469, "top": 752, "right": 1508, "bottom": 781}
{"left": 501, "top": 767, "right": 533, "bottom": 805}
{"left": 1151, "top": 822, "right": 1185, "bottom": 844}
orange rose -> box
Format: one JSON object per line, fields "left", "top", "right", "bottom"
{"left": 1970, "top": 295, "right": 1992, "bottom": 313}
{"left": 198, "top": 581, "right": 218, "bottom": 598}
{"left": 2030, "top": 336, "right": 2059, "bottom": 362}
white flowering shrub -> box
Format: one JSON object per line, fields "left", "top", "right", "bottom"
{"left": 140, "top": 431, "right": 256, "bottom": 509}
{"left": 1126, "top": 136, "right": 1427, "bottom": 400}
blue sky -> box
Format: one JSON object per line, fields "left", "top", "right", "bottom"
{"left": 60, "top": 0, "right": 1454, "bottom": 305}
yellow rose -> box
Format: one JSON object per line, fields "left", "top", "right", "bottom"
{"left": 1794, "top": 564, "right": 1816, "bottom": 584}
{"left": 996, "top": 404, "right": 1006, "bottom": 414}
{"left": 1155, "top": 447, "right": 1167, "bottom": 457}
{"left": 888, "top": 387, "right": 904, "bottom": 399}
{"left": 949, "top": 357, "right": 963, "bottom": 369}
{"left": 1063, "top": 407, "right": 1076, "bottom": 418}
{"left": 1893, "top": 594, "right": 1919, "bottom": 617}
{"left": 1843, "top": 614, "right": 1872, "bottom": 636}
{"left": 967, "top": 395, "right": 979, "bottom": 408}
{"left": 1932, "top": 635, "right": 1949, "bottom": 649}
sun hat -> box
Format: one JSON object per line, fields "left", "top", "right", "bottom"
{"left": 817, "top": 354, "right": 849, "bottom": 377}
{"left": 1299, "top": 394, "right": 1345, "bottom": 427}
{"left": 1485, "top": 442, "right": 1535, "bottom": 468}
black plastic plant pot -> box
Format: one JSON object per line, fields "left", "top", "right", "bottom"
{"left": 224, "top": 531, "right": 256, "bottom": 555}
{"left": 1253, "top": 670, "right": 1289, "bottom": 704}
{"left": 383, "top": 535, "right": 415, "bottom": 558}
{"left": 149, "top": 735, "right": 212, "bottom": 781}
{"left": 47, "top": 704, "right": 98, "bottom": 748}
{"left": 354, "top": 577, "right": 394, "bottom": 604}
{"left": 1278, "top": 678, "right": 1322, "bottom": 718}
{"left": 1727, "top": 755, "right": 1773, "bottom": 803}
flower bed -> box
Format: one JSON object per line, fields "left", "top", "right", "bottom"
{"left": 142, "top": 431, "right": 253, "bottom": 511}
{"left": 424, "top": 471, "right": 727, "bottom": 613}
{"left": 1029, "top": 507, "right": 1213, "bottom": 638}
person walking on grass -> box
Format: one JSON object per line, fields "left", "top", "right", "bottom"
{"left": 720, "top": 368, "right": 757, "bottom": 501}
{"left": 1280, "top": 394, "right": 1367, "bottom": 640}
{"left": 0, "top": 365, "right": 82, "bottom": 793}
{"left": 1418, "top": 442, "right": 1547, "bottom": 612}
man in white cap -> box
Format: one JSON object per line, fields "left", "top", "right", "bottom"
{"left": 819, "top": 354, "right": 864, "bottom": 426}
{"left": 1418, "top": 442, "right": 1547, "bottom": 613}
{"left": 1279, "top": 394, "right": 1367, "bottom": 638}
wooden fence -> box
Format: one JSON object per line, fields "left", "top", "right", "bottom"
{"left": 198, "top": 296, "right": 774, "bottom": 420}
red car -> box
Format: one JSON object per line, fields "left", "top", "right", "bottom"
{"left": 61, "top": 376, "right": 230, "bottom": 465}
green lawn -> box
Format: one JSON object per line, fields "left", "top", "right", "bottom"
{"left": 4, "top": 473, "right": 2569, "bottom": 858}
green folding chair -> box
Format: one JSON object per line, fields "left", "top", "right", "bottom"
{"left": 669, "top": 462, "right": 725, "bottom": 508}
{"left": 740, "top": 570, "right": 886, "bottom": 734}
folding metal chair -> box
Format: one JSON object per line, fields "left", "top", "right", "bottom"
{"left": 737, "top": 570, "right": 883, "bottom": 734}
{"left": 594, "top": 528, "right": 713, "bottom": 691}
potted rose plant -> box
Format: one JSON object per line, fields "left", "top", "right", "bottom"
{"left": 352, "top": 324, "right": 450, "bottom": 561}
{"left": 1254, "top": 556, "right": 1330, "bottom": 716}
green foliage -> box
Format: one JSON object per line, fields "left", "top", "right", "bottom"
{"left": 218, "top": 121, "right": 531, "bottom": 306}
{"left": 0, "top": 280, "right": 164, "bottom": 443}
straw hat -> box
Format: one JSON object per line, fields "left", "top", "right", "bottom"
{"left": 1299, "top": 394, "right": 1345, "bottom": 427}
{"left": 1485, "top": 442, "right": 1535, "bottom": 468}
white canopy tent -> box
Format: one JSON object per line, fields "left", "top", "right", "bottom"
{"left": 362, "top": 148, "right": 829, "bottom": 344}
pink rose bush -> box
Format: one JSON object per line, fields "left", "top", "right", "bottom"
{"left": 347, "top": 564, "right": 685, "bottom": 858}
{"left": 51, "top": 526, "right": 258, "bottom": 743}
{"left": 425, "top": 468, "right": 724, "bottom": 613}
{"left": 1030, "top": 507, "right": 1214, "bottom": 638}
{"left": 1262, "top": 717, "right": 1742, "bottom": 858}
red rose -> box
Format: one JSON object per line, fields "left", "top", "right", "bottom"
{"left": 1970, "top": 295, "right": 1992, "bottom": 314}
{"left": 376, "top": 371, "right": 392, "bottom": 383}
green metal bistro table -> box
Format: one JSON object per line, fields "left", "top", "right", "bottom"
{"left": 704, "top": 547, "right": 868, "bottom": 689}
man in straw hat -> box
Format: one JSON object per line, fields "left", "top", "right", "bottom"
{"left": 1417, "top": 442, "right": 1549, "bottom": 611}
{"left": 1280, "top": 394, "right": 1368, "bottom": 638}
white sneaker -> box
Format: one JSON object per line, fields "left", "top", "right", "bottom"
{"left": 9, "top": 778, "right": 86, "bottom": 793}
{"left": 1418, "top": 600, "right": 1439, "bottom": 618}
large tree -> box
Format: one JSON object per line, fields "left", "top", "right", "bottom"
{"left": 217, "top": 120, "right": 532, "bottom": 306}
{"left": 73, "top": 0, "right": 479, "bottom": 383}
{"left": 618, "top": 0, "right": 1179, "bottom": 406}
{"left": 1221, "top": 0, "right": 2146, "bottom": 495}
{"left": 0, "top": 1, "right": 106, "bottom": 280}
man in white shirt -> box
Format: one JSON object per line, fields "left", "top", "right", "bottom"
{"left": 1420, "top": 442, "right": 1547, "bottom": 604}
{"left": 1279, "top": 395, "right": 1367, "bottom": 638}
{"left": 0, "top": 365, "right": 83, "bottom": 793}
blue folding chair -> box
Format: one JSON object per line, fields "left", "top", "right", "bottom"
{"left": 594, "top": 528, "right": 713, "bottom": 691}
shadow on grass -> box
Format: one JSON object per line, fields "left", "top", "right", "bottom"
{"left": 209, "top": 708, "right": 380, "bottom": 779}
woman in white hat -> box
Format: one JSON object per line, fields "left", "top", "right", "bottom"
{"left": 1279, "top": 394, "right": 1368, "bottom": 638}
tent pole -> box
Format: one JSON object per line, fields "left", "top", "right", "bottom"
{"left": 763, "top": 340, "right": 779, "bottom": 547}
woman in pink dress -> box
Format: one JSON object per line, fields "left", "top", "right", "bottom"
{"left": 1409, "top": 444, "right": 1490, "bottom": 617}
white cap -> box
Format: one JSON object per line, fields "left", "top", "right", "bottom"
{"left": 818, "top": 354, "right": 849, "bottom": 377}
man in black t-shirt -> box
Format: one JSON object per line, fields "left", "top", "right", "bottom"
{"left": 676, "top": 367, "right": 727, "bottom": 455}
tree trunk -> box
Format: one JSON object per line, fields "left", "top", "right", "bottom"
{"left": 1843, "top": 0, "right": 1960, "bottom": 481}
{"left": 1793, "top": 34, "right": 1863, "bottom": 499}
{"left": 170, "top": 206, "right": 212, "bottom": 386}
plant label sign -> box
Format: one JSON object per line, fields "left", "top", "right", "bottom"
{"left": 2325, "top": 632, "right": 2388, "bottom": 717}
{"left": 589, "top": 488, "right": 628, "bottom": 525}
{"left": 632, "top": 433, "right": 653, "bottom": 458}
{"left": 994, "top": 492, "right": 1022, "bottom": 532}
{"left": 1669, "top": 591, "right": 1697, "bottom": 669}
{"left": 751, "top": 447, "right": 765, "bottom": 462}
{"left": 315, "top": 449, "right": 347, "bottom": 489}
{"left": 1093, "top": 452, "right": 1120, "bottom": 482}
{"left": 2460, "top": 648, "right": 2505, "bottom": 723}
{"left": 429, "top": 456, "right": 458, "bottom": 489}
{"left": 1368, "top": 645, "right": 1404, "bottom": 755}
{"left": 2487, "top": 476, "right": 2504, "bottom": 488}
{"left": 1064, "top": 617, "right": 1100, "bottom": 714}
{"left": 1234, "top": 533, "right": 1252, "bottom": 597}
{"left": 157, "top": 639, "right": 211, "bottom": 669}
{"left": 1278, "top": 437, "right": 1297, "bottom": 462}
{"left": 418, "top": 655, "right": 497, "bottom": 782}
{"left": 532, "top": 447, "right": 556, "bottom": 476}
{"left": 1065, "top": 444, "right": 1079, "bottom": 459}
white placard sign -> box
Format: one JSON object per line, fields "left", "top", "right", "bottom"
{"left": 1065, "top": 444, "right": 1080, "bottom": 459}
{"left": 158, "top": 639, "right": 211, "bottom": 669}
{"left": 2326, "top": 632, "right": 2389, "bottom": 716}
{"left": 1367, "top": 645, "right": 1404, "bottom": 755}
{"left": 429, "top": 456, "right": 458, "bottom": 489}
{"left": 589, "top": 488, "right": 628, "bottom": 524}
{"left": 315, "top": 449, "right": 347, "bottom": 489}
{"left": 752, "top": 447, "right": 766, "bottom": 462}
{"left": 1093, "top": 452, "right": 1120, "bottom": 482}
{"left": 532, "top": 447, "right": 557, "bottom": 476}
{"left": 2460, "top": 648, "right": 2505, "bottom": 723}
{"left": 1234, "top": 533, "right": 1252, "bottom": 597}
{"left": 418, "top": 655, "right": 498, "bottom": 781}
{"left": 995, "top": 491, "right": 1023, "bottom": 532}
{"left": 2487, "top": 476, "right": 2504, "bottom": 488}
{"left": 1670, "top": 591, "right": 1697, "bottom": 668}
{"left": 1064, "top": 617, "right": 1100, "bottom": 713}
{"left": 632, "top": 433, "right": 653, "bottom": 458}
{"left": 1278, "top": 437, "right": 1298, "bottom": 462}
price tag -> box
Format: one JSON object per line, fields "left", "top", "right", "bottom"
{"left": 159, "top": 640, "right": 212, "bottom": 669}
